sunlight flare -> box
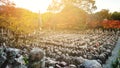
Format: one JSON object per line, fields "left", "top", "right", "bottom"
{"left": 11, "top": 0, "right": 52, "bottom": 13}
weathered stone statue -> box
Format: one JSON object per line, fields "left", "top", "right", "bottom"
{"left": 0, "top": 47, "right": 27, "bottom": 68}
{"left": 28, "top": 48, "right": 45, "bottom": 68}
{"left": 80, "top": 60, "right": 102, "bottom": 68}
{"left": 0, "top": 47, "right": 6, "bottom": 67}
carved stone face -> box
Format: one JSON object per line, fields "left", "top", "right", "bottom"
{"left": 29, "top": 48, "right": 45, "bottom": 68}
{"left": 29, "top": 48, "right": 45, "bottom": 62}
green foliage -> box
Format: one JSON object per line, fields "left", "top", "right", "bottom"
{"left": 12, "top": 8, "right": 39, "bottom": 34}
{"left": 0, "top": 0, "right": 120, "bottom": 33}
{"left": 94, "top": 9, "right": 111, "bottom": 22}
{"left": 48, "top": 0, "right": 96, "bottom": 13}
{"left": 0, "top": 2, "right": 39, "bottom": 34}
{"left": 43, "top": 5, "right": 88, "bottom": 30}
{"left": 111, "top": 50, "right": 120, "bottom": 68}
{"left": 42, "top": 12, "right": 55, "bottom": 28}
{"left": 93, "top": 10, "right": 120, "bottom": 21}
{"left": 90, "top": 10, "right": 120, "bottom": 29}
{"left": 47, "top": 0, "right": 97, "bottom": 30}
{"left": 111, "top": 12, "right": 120, "bottom": 20}
{"left": 23, "top": 56, "right": 29, "bottom": 65}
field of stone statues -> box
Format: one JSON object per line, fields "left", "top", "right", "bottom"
{"left": 0, "top": 28, "right": 119, "bottom": 68}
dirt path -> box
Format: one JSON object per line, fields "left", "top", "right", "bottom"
{"left": 103, "top": 37, "right": 120, "bottom": 68}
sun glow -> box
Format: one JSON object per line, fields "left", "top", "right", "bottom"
{"left": 11, "top": 0, "right": 52, "bottom": 13}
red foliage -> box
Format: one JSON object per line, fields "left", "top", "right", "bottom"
{"left": 102, "top": 20, "right": 120, "bottom": 28}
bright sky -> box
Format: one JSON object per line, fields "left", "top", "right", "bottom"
{"left": 10, "top": 0, "right": 52, "bottom": 13}
{"left": 11, "top": 0, "right": 120, "bottom": 13}
{"left": 95, "top": 0, "right": 120, "bottom": 12}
